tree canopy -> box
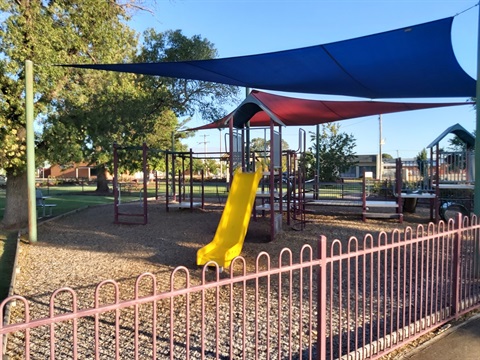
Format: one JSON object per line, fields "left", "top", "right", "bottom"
{"left": 137, "top": 29, "right": 239, "bottom": 122}
{"left": 0, "top": 1, "right": 239, "bottom": 228}
{"left": 302, "top": 123, "right": 357, "bottom": 181}
{"left": 448, "top": 130, "right": 476, "bottom": 151}
{"left": 0, "top": 0, "right": 140, "bottom": 227}
{"left": 249, "top": 137, "right": 289, "bottom": 154}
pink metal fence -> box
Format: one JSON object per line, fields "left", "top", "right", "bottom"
{"left": 2, "top": 213, "right": 480, "bottom": 359}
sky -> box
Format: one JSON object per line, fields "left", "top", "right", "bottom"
{"left": 130, "top": 0, "right": 479, "bottom": 159}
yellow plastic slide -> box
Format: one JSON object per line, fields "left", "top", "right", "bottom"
{"left": 197, "top": 167, "right": 263, "bottom": 268}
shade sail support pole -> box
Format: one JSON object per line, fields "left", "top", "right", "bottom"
{"left": 26, "top": 60, "right": 37, "bottom": 243}
{"left": 475, "top": 5, "right": 480, "bottom": 216}
{"left": 474, "top": 5, "right": 480, "bottom": 278}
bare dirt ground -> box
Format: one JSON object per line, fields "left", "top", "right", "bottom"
{"left": 7, "top": 198, "right": 437, "bottom": 359}
{"left": 12, "top": 198, "right": 433, "bottom": 308}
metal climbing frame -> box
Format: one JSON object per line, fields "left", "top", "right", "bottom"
{"left": 286, "top": 129, "right": 307, "bottom": 230}
{"left": 165, "top": 149, "right": 205, "bottom": 212}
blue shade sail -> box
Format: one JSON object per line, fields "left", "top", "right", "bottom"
{"left": 62, "top": 17, "right": 475, "bottom": 99}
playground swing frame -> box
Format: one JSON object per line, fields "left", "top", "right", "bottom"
{"left": 113, "top": 142, "right": 149, "bottom": 225}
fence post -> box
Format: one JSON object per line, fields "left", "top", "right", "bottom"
{"left": 472, "top": 215, "right": 480, "bottom": 278}
{"left": 451, "top": 212, "right": 463, "bottom": 317}
{"left": 317, "top": 236, "right": 327, "bottom": 360}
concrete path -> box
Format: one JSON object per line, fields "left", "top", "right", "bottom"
{"left": 403, "top": 314, "right": 480, "bottom": 360}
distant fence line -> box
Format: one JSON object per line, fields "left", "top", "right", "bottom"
{"left": 1, "top": 213, "right": 480, "bottom": 359}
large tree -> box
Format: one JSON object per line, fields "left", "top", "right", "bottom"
{"left": 41, "top": 71, "right": 171, "bottom": 192}
{"left": 44, "top": 29, "right": 239, "bottom": 194}
{"left": 249, "top": 137, "right": 290, "bottom": 154}
{"left": 0, "top": 0, "right": 138, "bottom": 228}
{"left": 137, "top": 29, "right": 239, "bottom": 122}
{"left": 304, "top": 123, "right": 357, "bottom": 181}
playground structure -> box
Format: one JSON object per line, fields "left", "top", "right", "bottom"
{"left": 394, "top": 154, "right": 474, "bottom": 223}
{"left": 111, "top": 120, "right": 475, "bottom": 269}
{"left": 303, "top": 149, "right": 474, "bottom": 224}
{"left": 393, "top": 123, "right": 475, "bottom": 222}
{"left": 193, "top": 114, "right": 305, "bottom": 266}
{"left": 113, "top": 142, "right": 224, "bottom": 224}
{"left": 111, "top": 122, "right": 476, "bottom": 271}
{"left": 302, "top": 162, "right": 403, "bottom": 222}
{"left": 302, "top": 123, "right": 476, "bottom": 224}
{"left": 105, "top": 121, "right": 308, "bottom": 266}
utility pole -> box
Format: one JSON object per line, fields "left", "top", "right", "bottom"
{"left": 198, "top": 135, "right": 210, "bottom": 176}
{"left": 198, "top": 134, "right": 210, "bottom": 157}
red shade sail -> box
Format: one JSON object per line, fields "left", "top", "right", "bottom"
{"left": 188, "top": 90, "right": 473, "bottom": 130}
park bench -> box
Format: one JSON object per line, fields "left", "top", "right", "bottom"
{"left": 36, "top": 189, "right": 57, "bottom": 218}
{"left": 120, "top": 182, "right": 143, "bottom": 194}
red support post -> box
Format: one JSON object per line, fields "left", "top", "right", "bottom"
{"left": 142, "top": 142, "right": 148, "bottom": 225}
{"left": 190, "top": 149, "right": 193, "bottom": 211}
{"left": 113, "top": 142, "right": 119, "bottom": 224}
{"left": 362, "top": 172, "right": 367, "bottom": 222}
{"left": 396, "top": 158, "right": 403, "bottom": 218}
{"left": 434, "top": 144, "right": 441, "bottom": 223}
{"left": 155, "top": 171, "right": 158, "bottom": 200}
{"left": 451, "top": 212, "right": 463, "bottom": 317}
{"left": 182, "top": 155, "right": 186, "bottom": 202}
{"left": 229, "top": 117, "right": 234, "bottom": 188}
{"left": 178, "top": 169, "right": 182, "bottom": 203}
{"left": 269, "top": 119, "right": 275, "bottom": 242}
{"left": 165, "top": 152, "right": 170, "bottom": 212}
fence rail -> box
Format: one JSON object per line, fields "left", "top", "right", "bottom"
{"left": 2, "top": 214, "right": 480, "bottom": 359}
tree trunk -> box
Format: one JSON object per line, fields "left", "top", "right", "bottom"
{"left": 2, "top": 171, "right": 28, "bottom": 229}
{"left": 95, "top": 164, "right": 110, "bottom": 193}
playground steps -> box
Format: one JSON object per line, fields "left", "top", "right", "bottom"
{"left": 365, "top": 200, "right": 398, "bottom": 208}
{"left": 363, "top": 212, "right": 403, "bottom": 219}
{"left": 168, "top": 201, "right": 202, "bottom": 209}
{"left": 255, "top": 203, "right": 281, "bottom": 211}
{"left": 363, "top": 200, "right": 402, "bottom": 222}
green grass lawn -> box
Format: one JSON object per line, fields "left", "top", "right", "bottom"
{"left": 0, "top": 185, "right": 144, "bottom": 219}
{"left": 0, "top": 180, "right": 230, "bottom": 220}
